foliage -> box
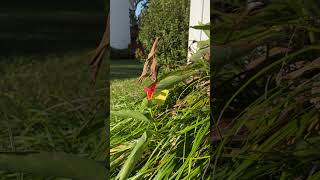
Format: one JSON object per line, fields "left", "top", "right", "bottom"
{"left": 212, "top": 0, "right": 320, "bottom": 179}
{"left": 137, "top": 0, "right": 190, "bottom": 67}
{"left": 111, "top": 25, "right": 210, "bottom": 179}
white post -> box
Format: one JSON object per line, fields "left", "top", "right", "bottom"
{"left": 110, "top": 0, "right": 131, "bottom": 50}
{"left": 187, "top": 0, "right": 210, "bottom": 63}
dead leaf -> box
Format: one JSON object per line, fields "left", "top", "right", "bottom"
{"left": 284, "top": 57, "right": 320, "bottom": 80}
{"left": 199, "top": 80, "right": 210, "bottom": 87}
{"left": 147, "top": 37, "right": 159, "bottom": 61}
{"left": 138, "top": 59, "right": 150, "bottom": 83}
{"left": 203, "top": 51, "right": 210, "bottom": 61}
{"left": 211, "top": 119, "right": 247, "bottom": 142}
{"left": 246, "top": 47, "right": 291, "bottom": 71}
{"left": 150, "top": 57, "right": 158, "bottom": 81}
{"left": 89, "top": 13, "right": 110, "bottom": 83}
{"left": 138, "top": 37, "right": 160, "bottom": 83}
{"left": 293, "top": 177, "right": 303, "bottom": 180}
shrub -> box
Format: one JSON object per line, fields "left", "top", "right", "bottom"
{"left": 137, "top": 0, "right": 190, "bottom": 67}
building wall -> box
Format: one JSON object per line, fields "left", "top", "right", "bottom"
{"left": 110, "top": 0, "right": 131, "bottom": 49}
{"left": 187, "top": 0, "right": 210, "bottom": 58}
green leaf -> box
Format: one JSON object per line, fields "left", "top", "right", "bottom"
{"left": 191, "top": 22, "right": 210, "bottom": 37}
{"left": 155, "top": 71, "right": 196, "bottom": 93}
{"left": 141, "top": 98, "right": 153, "bottom": 108}
{"left": 190, "top": 47, "right": 210, "bottom": 63}
{"left": 111, "top": 110, "right": 152, "bottom": 123}
{"left": 116, "top": 132, "right": 149, "bottom": 180}
{"left": 197, "top": 39, "right": 210, "bottom": 49}
{"left": 191, "top": 24, "right": 210, "bottom": 30}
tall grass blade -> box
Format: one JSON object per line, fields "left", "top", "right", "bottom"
{"left": 116, "top": 132, "right": 149, "bottom": 180}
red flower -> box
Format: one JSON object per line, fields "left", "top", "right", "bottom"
{"left": 144, "top": 81, "right": 158, "bottom": 100}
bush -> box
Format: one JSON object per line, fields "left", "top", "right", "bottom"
{"left": 137, "top": 0, "right": 190, "bottom": 67}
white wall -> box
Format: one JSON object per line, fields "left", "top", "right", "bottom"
{"left": 188, "top": 0, "right": 210, "bottom": 59}
{"left": 110, "top": 0, "right": 131, "bottom": 49}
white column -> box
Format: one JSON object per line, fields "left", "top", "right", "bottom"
{"left": 187, "top": 0, "right": 210, "bottom": 60}
{"left": 110, "top": 0, "right": 131, "bottom": 49}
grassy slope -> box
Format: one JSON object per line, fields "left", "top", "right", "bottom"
{"left": 0, "top": 50, "right": 108, "bottom": 179}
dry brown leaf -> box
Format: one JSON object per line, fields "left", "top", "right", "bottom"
{"left": 284, "top": 57, "right": 320, "bottom": 80}
{"left": 293, "top": 177, "right": 303, "bottom": 180}
{"left": 147, "top": 37, "right": 159, "bottom": 61}
{"left": 200, "top": 80, "right": 210, "bottom": 87}
{"left": 203, "top": 52, "right": 210, "bottom": 61}
{"left": 211, "top": 119, "right": 247, "bottom": 142}
{"left": 150, "top": 57, "right": 158, "bottom": 81}
{"left": 138, "top": 37, "right": 160, "bottom": 83}
{"left": 89, "top": 13, "right": 110, "bottom": 83}
{"left": 246, "top": 47, "right": 291, "bottom": 71}
{"left": 138, "top": 59, "right": 150, "bottom": 83}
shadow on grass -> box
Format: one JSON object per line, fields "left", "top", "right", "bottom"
{"left": 110, "top": 59, "right": 142, "bottom": 80}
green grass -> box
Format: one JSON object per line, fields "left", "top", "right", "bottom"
{"left": 110, "top": 59, "right": 149, "bottom": 111}
{"left": 0, "top": 50, "right": 108, "bottom": 179}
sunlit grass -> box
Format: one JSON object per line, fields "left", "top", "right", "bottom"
{"left": 111, "top": 79, "right": 145, "bottom": 111}
{"left": 110, "top": 59, "right": 150, "bottom": 111}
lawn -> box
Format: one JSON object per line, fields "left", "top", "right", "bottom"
{"left": 110, "top": 59, "right": 149, "bottom": 111}
{"left": 0, "top": 50, "right": 108, "bottom": 179}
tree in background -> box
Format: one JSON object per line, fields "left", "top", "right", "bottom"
{"left": 137, "top": 0, "right": 190, "bottom": 67}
